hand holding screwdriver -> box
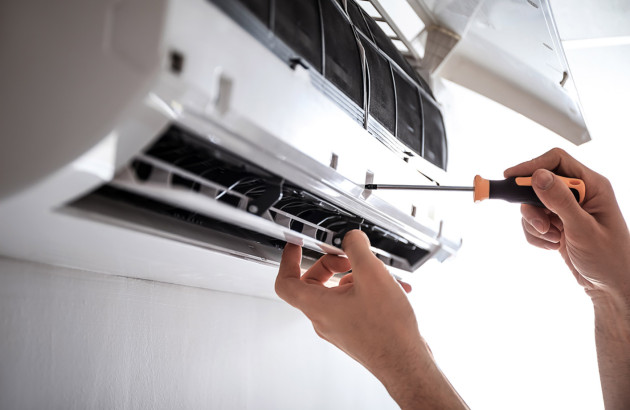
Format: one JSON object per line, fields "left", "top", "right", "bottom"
{"left": 505, "top": 148, "right": 630, "bottom": 409}
{"left": 505, "top": 148, "right": 630, "bottom": 294}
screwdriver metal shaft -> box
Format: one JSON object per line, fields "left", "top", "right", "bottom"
{"left": 364, "top": 184, "right": 473, "bottom": 191}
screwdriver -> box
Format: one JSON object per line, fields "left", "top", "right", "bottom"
{"left": 365, "top": 175, "right": 586, "bottom": 206}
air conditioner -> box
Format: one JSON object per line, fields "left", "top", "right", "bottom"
{"left": 0, "top": 0, "right": 586, "bottom": 297}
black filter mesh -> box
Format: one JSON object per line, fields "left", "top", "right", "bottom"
{"left": 238, "top": 0, "right": 271, "bottom": 26}
{"left": 274, "top": 0, "right": 323, "bottom": 72}
{"left": 321, "top": 0, "right": 363, "bottom": 106}
{"left": 361, "top": 38, "right": 395, "bottom": 134}
{"left": 421, "top": 95, "right": 447, "bottom": 170}
{"left": 393, "top": 70, "right": 422, "bottom": 155}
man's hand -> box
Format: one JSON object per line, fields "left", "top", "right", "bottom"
{"left": 506, "top": 148, "right": 630, "bottom": 409}
{"left": 505, "top": 148, "right": 630, "bottom": 299}
{"left": 275, "top": 230, "right": 467, "bottom": 409}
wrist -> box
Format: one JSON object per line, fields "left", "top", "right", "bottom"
{"left": 589, "top": 276, "right": 630, "bottom": 308}
{"left": 590, "top": 286, "right": 630, "bottom": 343}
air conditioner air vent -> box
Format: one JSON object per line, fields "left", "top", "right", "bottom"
{"left": 70, "top": 125, "right": 431, "bottom": 271}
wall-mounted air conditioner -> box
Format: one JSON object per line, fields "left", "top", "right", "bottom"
{"left": 0, "top": 0, "right": 586, "bottom": 297}
{"left": 0, "top": 0, "right": 463, "bottom": 297}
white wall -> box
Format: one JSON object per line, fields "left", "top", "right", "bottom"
{"left": 0, "top": 257, "right": 396, "bottom": 409}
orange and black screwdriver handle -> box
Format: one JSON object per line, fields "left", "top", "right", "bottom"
{"left": 473, "top": 175, "right": 586, "bottom": 206}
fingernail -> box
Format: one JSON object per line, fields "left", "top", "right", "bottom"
{"left": 532, "top": 219, "right": 546, "bottom": 234}
{"left": 535, "top": 170, "right": 553, "bottom": 190}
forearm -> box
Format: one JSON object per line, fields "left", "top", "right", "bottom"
{"left": 591, "top": 289, "right": 630, "bottom": 409}
{"left": 375, "top": 339, "right": 468, "bottom": 410}
{"left": 392, "top": 361, "right": 468, "bottom": 410}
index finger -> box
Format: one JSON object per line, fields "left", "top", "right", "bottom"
{"left": 503, "top": 148, "right": 590, "bottom": 180}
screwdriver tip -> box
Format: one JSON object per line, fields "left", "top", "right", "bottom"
{"left": 364, "top": 184, "right": 377, "bottom": 190}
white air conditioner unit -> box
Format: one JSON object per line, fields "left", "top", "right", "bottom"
{"left": 0, "top": 0, "right": 589, "bottom": 296}
{"left": 0, "top": 0, "right": 586, "bottom": 298}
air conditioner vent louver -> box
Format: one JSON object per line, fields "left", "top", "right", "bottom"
{"left": 73, "top": 125, "right": 430, "bottom": 271}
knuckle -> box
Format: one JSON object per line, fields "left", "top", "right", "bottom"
{"left": 520, "top": 203, "right": 528, "bottom": 216}
{"left": 524, "top": 233, "right": 538, "bottom": 246}
{"left": 524, "top": 232, "right": 548, "bottom": 249}
{"left": 521, "top": 218, "right": 537, "bottom": 236}
{"left": 312, "top": 323, "right": 329, "bottom": 342}
{"left": 555, "top": 188, "right": 576, "bottom": 211}
{"left": 599, "top": 175, "right": 613, "bottom": 191}
{"left": 550, "top": 147, "right": 567, "bottom": 158}
{"left": 521, "top": 204, "right": 546, "bottom": 223}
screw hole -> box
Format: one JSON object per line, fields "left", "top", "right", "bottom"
{"left": 169, "top": 50, "right": 185, "bottom": 75}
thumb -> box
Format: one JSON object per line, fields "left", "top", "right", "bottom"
{"left": 341, "top": 230, "right": 388, "bottom": 280}
{"left": 532, "top": 169, "right": 589, "bottom": 228}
